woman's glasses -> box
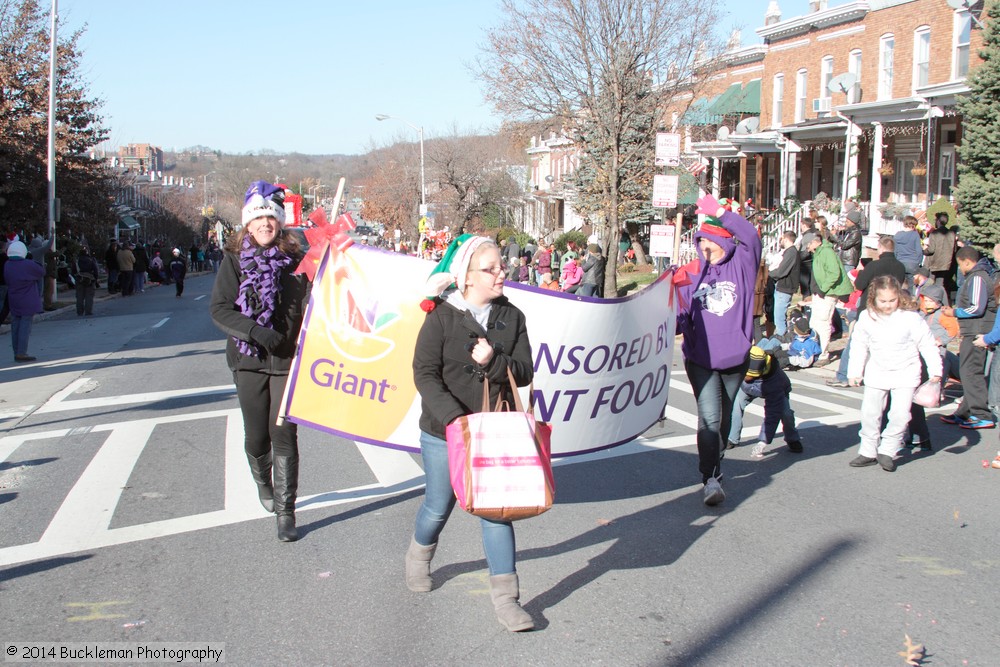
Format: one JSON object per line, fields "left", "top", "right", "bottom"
{"left": 471, "top": 266, "right": 505, "bottom": 276}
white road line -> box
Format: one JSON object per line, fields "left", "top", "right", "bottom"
{"left": 194, "top": 295, "right": 206, "bottom": 301}
{"left": 38, "top": 378, "right": 91, "bottom": 411}
{"left": 34, "top": 384, "right": 235, "bottom": 414}
{"left": 355, "top": 442, "right": 424, "bottom": 487}
{"left": 152, "top": 317, "right": 170, "bottom": 328}
{"left": 224, "top": 408, "right": 265, "bottom": 513}
{"left": 39, "top": 421, "right": 156, "bottom": 548}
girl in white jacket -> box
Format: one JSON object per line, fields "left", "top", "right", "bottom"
{"left": 847, "top": 276, "right": 942, "bottom": 471}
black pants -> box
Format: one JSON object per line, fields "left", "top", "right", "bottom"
{"left": 799, "top": 261, "right": 812, "bottom": 298}
{"left": 119, "top": 270, "right": 134, "bottom": 296}
{"left": 175, "top": 279, "right": 184, "bottom": 296}
{"left": 234, "top": 370, "right": 298, "bottom": 459}
{"left": 956, "top": 336, "right": 990, "bottom": 420}
{"left": 75, "top": 283, "right": 95, "bottom": 315}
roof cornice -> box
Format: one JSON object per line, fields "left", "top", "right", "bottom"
{"left": 756, "top": 1, "right": 870, "bottom": 42}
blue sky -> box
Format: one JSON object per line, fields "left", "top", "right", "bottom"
{"left": 59, "top": 0, "right": 791, "bottom": 155}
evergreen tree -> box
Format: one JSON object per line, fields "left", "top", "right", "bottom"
{"left": 953, "top": 2, "right": 1000, "bottom": 249}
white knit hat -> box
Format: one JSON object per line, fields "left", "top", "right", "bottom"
{"left": 6, "top": 240, "right": 27, "bottom": 259}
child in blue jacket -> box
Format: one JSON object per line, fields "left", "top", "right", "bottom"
{"left": 786, "top": 312, "right": 822, "bottom": 368}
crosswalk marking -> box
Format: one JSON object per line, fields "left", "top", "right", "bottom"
{"left": 0, "top": 375, "right": 881, "bottom": 568}
{"left": 41, "top": 422, "right": 157, "bottom": 548}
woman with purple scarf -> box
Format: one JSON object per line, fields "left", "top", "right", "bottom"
{"left": 210, "top": 181, "right": 310, "bottom": 542}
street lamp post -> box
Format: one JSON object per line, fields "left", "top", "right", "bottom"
{"left": 375, "top": 114, "right": 425, "bottom": 215}
{"left": 202, "top": 172, "right": 216, "bottom": 214}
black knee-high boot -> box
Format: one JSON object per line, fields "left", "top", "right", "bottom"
{"left": 273, "top": 455, "right": 299, "bottom": 542}
{"left": 246, "top": 452, "right": 274, "bottom": 513}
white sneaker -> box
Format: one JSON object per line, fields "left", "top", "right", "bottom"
{"left": 703, "top": 477, "right": 725, "bottom": 506}
{"left": 751, "top": 442, "right": 767, "bottom": 459}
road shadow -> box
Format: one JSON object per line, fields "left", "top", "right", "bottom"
{"left": 0, "top": 554, "right": 93, "bottom": 584}
{"left": 429, "top": 419, "right": 891, "bottom": 631}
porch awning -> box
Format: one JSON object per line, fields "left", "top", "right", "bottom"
{"left": 681, "top": 95, "right": 720, "bottom": 126}
{"left": 117, "top": 215, "right": 140, "bottom": 231}
{"left": 707, "top": 79, "right": 761, "bottom": 117}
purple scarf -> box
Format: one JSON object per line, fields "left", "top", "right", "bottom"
{"left": 234, "top": 234, "right": 293, "bottom": 357}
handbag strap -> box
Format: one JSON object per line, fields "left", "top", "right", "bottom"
{"left": 479, "top": 366, "right": 533, "bottom": 416}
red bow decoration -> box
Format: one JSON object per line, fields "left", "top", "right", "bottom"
{"left": 293, "top": 211, "right": 357, "bottom": 281}
{"left": 670, "top": 258, "right": 702, "bottom": 310}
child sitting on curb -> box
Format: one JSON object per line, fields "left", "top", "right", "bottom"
{"left": 786, "top": 312, "right": 822, "bottom": 369}
{"left": 727, "top": 345, "right": 803, "bottom": 458}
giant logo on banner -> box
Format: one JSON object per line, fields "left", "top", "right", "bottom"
{"left": 284, "top": 246, "right": 676, "bottom": 457}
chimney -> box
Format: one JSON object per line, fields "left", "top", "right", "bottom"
{"left": 765, "top": 1, "right": 782, "bottom": 25}
{"left": 727, "top": 29, "right": 741, "bottom": 50}
{"left": 808, "top": 0, "right": 828, "bottom": 12}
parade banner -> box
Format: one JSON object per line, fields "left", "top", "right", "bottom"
{"left": 283, "top": 245, "right": 676, "bottom": 457}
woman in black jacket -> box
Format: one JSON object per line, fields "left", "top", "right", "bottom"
{"left": 406, "top": 234, "right": 535, "bottom": 631}
{"left": 210, "top": 181, "right": 309, "bottom": 542}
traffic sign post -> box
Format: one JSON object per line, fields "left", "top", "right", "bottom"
{"left": 652, "top": 174, "right": 679, "bottom": 209}
{"left": 655, "top": 132, "right": 681, "bottom": 167}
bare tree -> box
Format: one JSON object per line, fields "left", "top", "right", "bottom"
{"left": 477, "top": 0, "right": 724, "bottom": 296}
{"left": 427, "top": 130, "right": 525, "bottom": 233}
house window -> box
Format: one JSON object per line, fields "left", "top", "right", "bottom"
{"left": 914, "top": 27, "right": 930, "bottom": 90}
{"left": 896, "top": 157, "right": 920, "bottom": 203}
{"left": 848, "top": 49, "right": 862, "bottom": 104}
{"left": 795, "top": 69, "right": 808, "bottom": 122}
{"left": 954, "top": 11, "right": 972, "bottom": 79}
{"left": 879, "top": 35, "right": 895, "bottom": 100}
{"left": 820, "top": 56, "right": 834, "bottom": 99}
{"left": 773, "top": 74, "right": 784, "bottom": 128}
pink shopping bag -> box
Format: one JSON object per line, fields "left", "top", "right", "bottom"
{"left": 446, "top": 369, "right": 554, "bottom": 521}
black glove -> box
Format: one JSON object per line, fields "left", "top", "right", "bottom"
{"left": 249, "top": 325, "right": 285, "bottom": 353}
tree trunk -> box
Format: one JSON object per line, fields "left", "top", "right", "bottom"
{"left": 632, "top": 240, "right": 649, "bottom": 266}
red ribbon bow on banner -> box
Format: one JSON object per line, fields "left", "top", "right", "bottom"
{"left": 293, "top": 210, "right": 357, "bottom": 281}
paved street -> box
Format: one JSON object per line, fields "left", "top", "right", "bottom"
{"left": 1, "top": 274, "right": 998, "bottom": 666}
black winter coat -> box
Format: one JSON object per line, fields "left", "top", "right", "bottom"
{"left": 210, "top": 249, "right": 309, "bottom": 374}
{"left": 853, "top": 252, "right": 906, "bottom": 313}
{"left": 413, "top": 296, "right": 533, "bottom": 439}
{"left": 835, "top": 225, "right": 862, "bottom": 268}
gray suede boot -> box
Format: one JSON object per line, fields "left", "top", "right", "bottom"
{"left": 489, "top": 573, "right": 534, "bottom": 632}
{"left": 273, "top": 455, "right": 299, "bottom": 542}
{"left": 246, "top": 452, "right": 274, "bottom": 513}
{"left": 405, "top": 537, "right": 437, "bottom": 592}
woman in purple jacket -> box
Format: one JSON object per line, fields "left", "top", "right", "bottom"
{"left": 3, "top": 240, "right": 45, "bottom": 362}
{"left": 673, "top": 197, "right": 762, "bottom": 505}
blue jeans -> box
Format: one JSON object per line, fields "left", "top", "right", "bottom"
{"left": 684, "top": 358, "right": 747, "bottom": 483}
{"left": 413, "top": 431, "right": 516, "bottom": 575}
{"left": 729, "top": 388, "right": 800, "bottom": 445}
{"left": 772, "top": 290, "right": 792, "bottom": 337}
{"left": 10, "top": 315, "right": 32, "bottom": 356}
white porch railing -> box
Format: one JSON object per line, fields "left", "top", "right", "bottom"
{"left": 674, "top": 204, "right": 806, "bottom": 266}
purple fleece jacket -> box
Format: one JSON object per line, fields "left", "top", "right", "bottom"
{"left": 675, "top": 211, "right": 762, "bottom": 370}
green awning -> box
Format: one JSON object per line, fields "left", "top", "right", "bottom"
{"left": 705, "top": 80, "right": 762, "bottom": 118}
{"left": 680, "top": 95, "right": 720, "bottom": 126}
{"left": 117, "top": 215, "right": 140, "bottom": 230}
